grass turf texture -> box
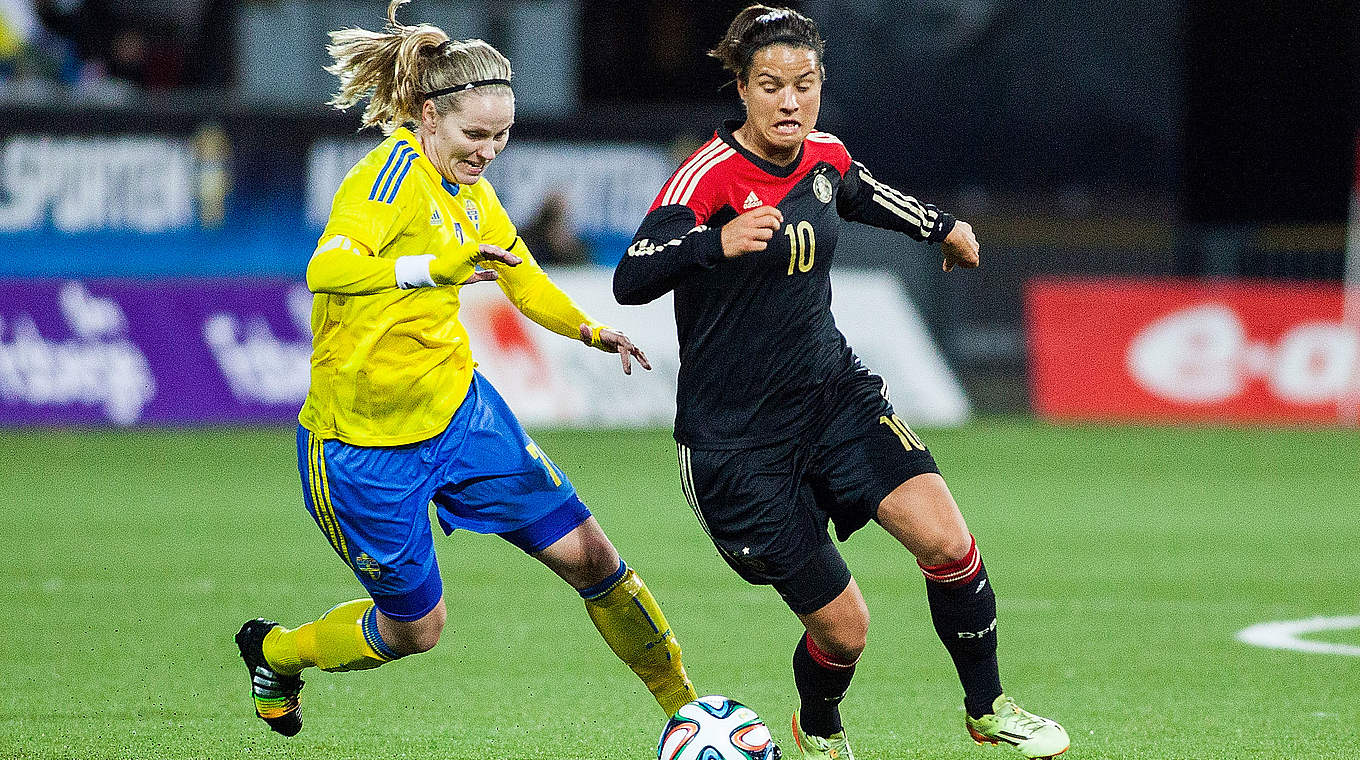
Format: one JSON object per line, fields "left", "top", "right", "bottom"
{"left": 2, "top": 421, "right": 1357, "bottom": 759}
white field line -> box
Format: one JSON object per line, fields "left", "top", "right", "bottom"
{"left": 1236, "top": 615, "right": 1360, "bottom": 656}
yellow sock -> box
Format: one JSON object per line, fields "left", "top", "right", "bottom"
{"left": 583, "top": 563, "right": 698, "bottom": 715}
{"left": 261, "top": 599, "right": 398, "bottom": 675}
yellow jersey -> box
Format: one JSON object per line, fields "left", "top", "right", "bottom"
{"left": 298, "top": 127, "right": 605, "bottom": 446}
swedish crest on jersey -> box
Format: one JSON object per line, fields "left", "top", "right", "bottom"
{"left": 354, "top": 552, "right": 382, "bottom": 580}
{"left": 813, "top": 172, "right": 833, "bottom": 204}
{"left": 464, "top": 199, "right": 481, "bottom": 229}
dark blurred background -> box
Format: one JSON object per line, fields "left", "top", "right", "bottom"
{"left": 0, "top": 0, "right": 1355, "bottom": 412}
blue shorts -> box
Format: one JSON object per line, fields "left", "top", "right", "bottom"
{"left": 297, "top": 372, "right": 590, "bottom": 621}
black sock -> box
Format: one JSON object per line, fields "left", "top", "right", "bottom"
{"left": 920, "top": 539, "right": 1003, "bottom": 718}
{"left": 792, "top": 632, "right": 857, "bottom": 738}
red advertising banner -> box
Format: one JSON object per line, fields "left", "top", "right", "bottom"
{"left": 1026, "top": 279, "right": 1360, "bottom": 425}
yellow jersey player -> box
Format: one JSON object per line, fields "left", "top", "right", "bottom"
{"left": 234, "top": 0, "right": 697, "bottom": 739}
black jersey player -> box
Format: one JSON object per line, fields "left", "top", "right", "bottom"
{"left": 613, "top": 6, "right": 1069, "bottom": 760}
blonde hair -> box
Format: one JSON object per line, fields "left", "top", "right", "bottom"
{"left": 325, "top": 0, "right": 513, "bottom": 134}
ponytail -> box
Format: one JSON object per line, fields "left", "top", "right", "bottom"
{"left": 326, "top": 0, "right": 512, "bottom": 133}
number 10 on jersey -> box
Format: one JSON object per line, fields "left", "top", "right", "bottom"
{"left": 785, "top": 221, "right": 815, "bottom": 275}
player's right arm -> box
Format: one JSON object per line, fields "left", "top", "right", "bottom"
{"left": 613, "top": 205, "right": 725, "bottom": 305}
{"left": 305, "top": 234, "right": 403, "bottom": 295}
{"left": 614, "top": 203, "right": 786, "bottom": 305}
{"left": 306, "top": 234, "right": 514, "bottom": 295}
{"left": 308, "top": 145, "right": 516, "bottom": 295}
{"left": 719, "top": 206, "right": 783, "bottom": 258}
{"left": 616, "top": 139, "right": 790, "bottom": 304}
{"left": 307, "top": 150, "right": 423, "bottom": 295}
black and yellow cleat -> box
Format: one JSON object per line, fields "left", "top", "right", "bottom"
{"left": 236, "top": 618, "right": 304, "bottom": 737}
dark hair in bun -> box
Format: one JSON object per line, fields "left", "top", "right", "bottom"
{"left": 708, "top": 5, "right": 825, "bottom": 83}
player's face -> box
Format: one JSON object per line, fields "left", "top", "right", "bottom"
{"left": 422, "top": 91, "right": 514, "bottom": 185}
{"left": 737, "top": 45, "right": 822, "bottom": 162}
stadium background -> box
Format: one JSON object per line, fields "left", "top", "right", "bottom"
{"left": 2, "top": 1, "right": 1357, "bottom": 759}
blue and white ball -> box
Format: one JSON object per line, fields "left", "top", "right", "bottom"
{"left": 658, "top": 695, "right": 780, "bottom": 760}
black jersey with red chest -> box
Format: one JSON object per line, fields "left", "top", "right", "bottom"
{"left": 615, "top": 120, "right": 952, "bottom": 450}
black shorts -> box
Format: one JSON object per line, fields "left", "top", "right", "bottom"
{"left": 675, "top": 370, "right": 939, "bottom": 615}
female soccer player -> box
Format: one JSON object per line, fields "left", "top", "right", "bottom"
{"left": 235, "top": 0, "right": 697, "bottom": 737}
{"left": 614, "top": 6, "right": 1068, "bottom": 760}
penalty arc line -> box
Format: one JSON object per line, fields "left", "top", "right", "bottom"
{"left": 1236, "top": 615, "right": 1360, "bottom": 656}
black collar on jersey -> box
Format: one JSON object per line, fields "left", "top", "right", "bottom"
{"left": 424, "top": 79, "right": 512, "bottom": 99}
{"left": 720, "top": 118, "right": 806, "bottom": 178}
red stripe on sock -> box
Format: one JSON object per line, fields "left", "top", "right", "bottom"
{"left": 805, "top": 635, "right": 859, "bottom": 671}
{"left": 918, "top": 535, "right": 981, "bottom": 587}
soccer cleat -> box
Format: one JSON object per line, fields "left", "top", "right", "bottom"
{"left": 236, "top": 618, "right": 304, "bottom": 737}
{"left": 965, "top": 694, "right": 1069, "bottom": 759}
{"left": 791, "top": 712, "right": 854, "bottom": 760}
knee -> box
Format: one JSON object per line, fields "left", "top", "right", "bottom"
{"left": 814, "top": 604, "right": 869, "bottom": 661}
{"left": 585, "top": 545, "right": 624, "bottom": 588}
{"left": 916, "top": 531, "right": 974, "bottom": 568}
{"left": 387, "top": 604, "right": 446, "bottom": 656}
{"left": 539, "top": 517, "right": 624, "bottom": 591}
{"left": 403, "top": 626, "right": 443, "bottom": 656}
{"left": 569, "top": 540, "right": 624, "bottom": 592}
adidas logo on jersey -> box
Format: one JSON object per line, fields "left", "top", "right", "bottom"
{"left": 430, "top": 208, "right": 442, "bottom": 225}
{"left": 743, "top": 191, "right": 762, "bottom": 210}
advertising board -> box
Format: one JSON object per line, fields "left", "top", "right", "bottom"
{"left": 1, "top": 271, "right": 969, "bottom": 428}
{"left": 1027, "top": 279, "right": 1358, "bottom": 425}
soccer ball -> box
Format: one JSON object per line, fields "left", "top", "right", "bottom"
{"left": 657, "top": 695, "right": 781, "bottom": 760}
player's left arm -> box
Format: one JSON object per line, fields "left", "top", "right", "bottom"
{"left": 490, "top": 239, "right": 651, "bottom": 374}
{"left": 837, "top": 159, "right": 979, "bottom": 271}
{"left": 478, "top": 189, "right": 651, "bottom": 374}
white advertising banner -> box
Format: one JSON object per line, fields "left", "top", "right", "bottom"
{"left": 307, "top": 138, "right": 673, "bottom": 242}
{"left": 459, "top": 268, "right": 970, "bottom": 428}
{"left": 0, "top": 135, "right": 195, "bottom": 233}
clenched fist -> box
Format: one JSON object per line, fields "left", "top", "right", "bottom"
{"left": 721, "top": 205, "right": 784, "bottom": 259}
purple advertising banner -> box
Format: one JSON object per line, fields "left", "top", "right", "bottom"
{"left": 0, "top": 279, "right": 311, "bottom": 425}
{"left": 0, "top": 272, "right": 971, "bottom": 428}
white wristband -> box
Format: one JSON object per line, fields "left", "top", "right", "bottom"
{"left": 395, "top": 254, "right": 437, "bottom": 289}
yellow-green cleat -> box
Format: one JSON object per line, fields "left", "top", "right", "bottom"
{"left": 791, "top": 712, "right": 854, "bottom": 760}
{"left": 965, "top": 694, "right": 1069, "bottom": 759}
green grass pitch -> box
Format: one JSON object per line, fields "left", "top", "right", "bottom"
{"left": 2, "top": 420, "right": 1357, "bottom": 759}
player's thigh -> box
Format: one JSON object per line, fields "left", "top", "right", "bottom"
{"left": 812, "top": 386, "right": 970, "bottom": 562}
{"left": 429, "top": 373, "right": 580, "bottom": 538}
{"left": 678, "top": 442, "right": 851, "bottom": 615}
{"left": 811, "top": 374, "right": 942, "bottom": 541}
{"left": 875, "top": 473, "right": 971, "bottom": 565}
{"left": 295, "top": 425, "right": 443, "bottom": 621}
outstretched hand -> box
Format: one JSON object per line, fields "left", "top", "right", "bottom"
{"left": 941, "top": 220, "right": 980, "bottom": 272}
{"left": 431, "top": 244, "right": 523, "bottom": 285}
{"left": 580, "top": 323, "right": 652, "bottom": 375}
